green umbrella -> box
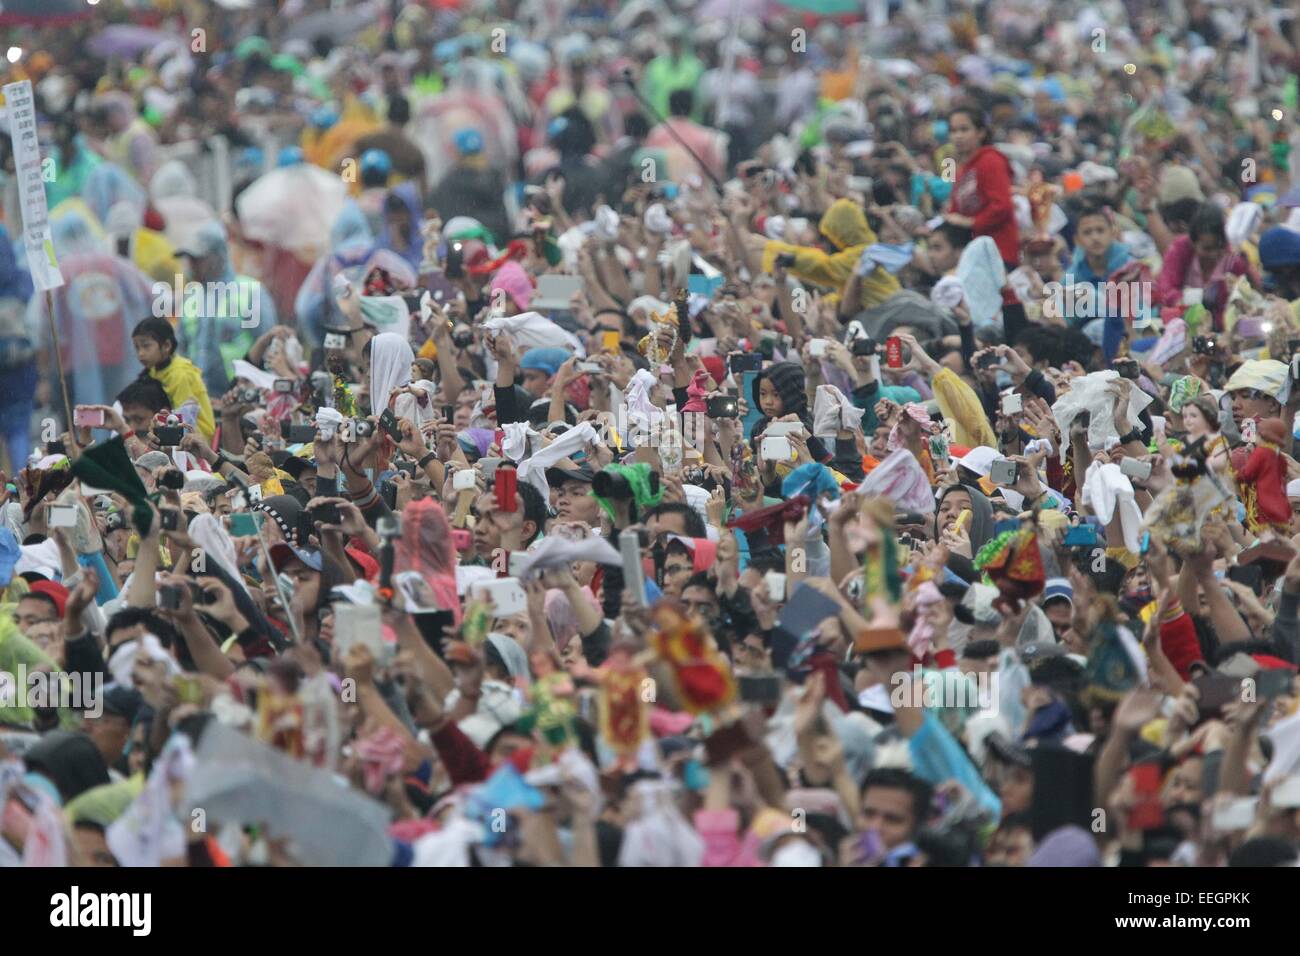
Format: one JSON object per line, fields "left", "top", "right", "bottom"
{"left": 778, "top": 0, "right": 863, "bottom": 14}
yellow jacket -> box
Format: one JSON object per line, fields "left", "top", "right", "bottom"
{"left": 149, "top": 355, "right": 216, "bottom": 444}
{"left": 761, "top": 199, "right": 900, "bottom": 307}
{"left": 931, "top": 367, "right": 997, "bottom": 450}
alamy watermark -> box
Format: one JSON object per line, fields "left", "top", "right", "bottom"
{"left": 1042, "top": 278, "right": 1152, "bottom": 322}
{"left": 0, "top": 666, "right": 104, "bottom": 717}
{"left": 151, "top": 278, "right": 263, "bottom": 329}
{"left": 890, "top": 666, "right": 999, "bottom": 712}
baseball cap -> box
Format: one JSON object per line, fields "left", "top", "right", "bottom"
{"left": 545, "top": 464, "right": 596, "bottom": 487}
{"left": 99, "top": 685, "right": 143, "bottom": 723}
{"left": 269, "top": 542, "right": 323, "bottom": 574}
{"left": 453, "top": 128, "right": 484, "bottom": 156}
{"left": 520, "top": 347, "right": 569, "bottom": 377}
{"left": 175, "top": 220, "right": 227, "bottom": 260}
{"left": 1042, "top": 577, "right": 1074, "bottom": 607}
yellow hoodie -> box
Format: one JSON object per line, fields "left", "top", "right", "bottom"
{"left": 148, "top": 355, "right": 216, "bottom": 444}
{"left": 761, "top": 199, "right": 901, "bottom": 307}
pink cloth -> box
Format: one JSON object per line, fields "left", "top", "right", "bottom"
{"left": 355, "top": 726, "right": 407, "bottom": 795}
{"left": 395, "top": 498, "right": 463, "bottom": 625}
{"left": 682, "top": 368, "right": 711, "bottom": 413}
{"left": 491, "top": 260, "right": 534, "bottom": 311}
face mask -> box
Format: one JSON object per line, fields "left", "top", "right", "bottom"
{"left": 771, "top": 838, "right": 823, "bottom": 867}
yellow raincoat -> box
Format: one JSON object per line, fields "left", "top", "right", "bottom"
{"left": 931, "top": 366, "right": 997, "bottom": 450}
{"left": 761, "top": 199, "right": 900, "bottom": 307}
{"left": 149, "top": 354, "right": 216, "bottom": 443}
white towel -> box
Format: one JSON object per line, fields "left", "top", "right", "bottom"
{"left": 482, "top": 312, "right": 586, "bottom": 355}
{"left": 1081, "top": 460, "right": 1143, "bottom": 553}
{"left": 516, "top": 422, "right": 600, "bottom": 499}
{"left": 1051, "top": 370, "right": 1154, "bottom": 460}
{"left": 956, "top": 235, "right": 1006, "bottom": 327}
{"left": 813, "top": 384, "right": 865, "bottom": 440}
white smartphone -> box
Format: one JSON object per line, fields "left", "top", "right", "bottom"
{"left": 809, "top": 339, "right": 828, "bottom": 357}
{"left": 453, "top": 468, "right": 477, "bottom": 491}
{"left": 619, "top": 529, "right": 646, "bottom": 607}
{"left": 1000, "top": 392, "right": 1023, "bottom": 415}
{"left": 1210, "top": 796, "right": 1258, "bottom": 831}
{"left": 765, "top": 571, "right": 787, "bottom": 602}
{"left": 473, "top": 578, "right": 527, "bottom": 618}
{"left": 760, "top": 436, "right": 793, "bottom": 461}
{"left": 246, "top": 484, "right": 263, "bottom": 503}
{"left": 1119, "top": 457, "right": 1152, "bottom": 481}
{"left": 1182, "top": 288, "right": 1204, "bottom": 307}
{"left": 332, "top": 602, "right": 388, "bottom": 662}
{"left": 1272, "top": 775, "right": 1300, "bottom": 809}
{"left": 764, "top": 421, "right": 806, "bottom": 439}
{"left": 48, "top": 504, "right": 78, "bottom": 528}
{"left": 324, "top": 332, "right": 348, "bottom": 350}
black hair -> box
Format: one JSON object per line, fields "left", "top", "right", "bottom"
{"left": 116, "top": 378, "right": 170, "bottom": 413}
{"left": 668, "top": 89, "right": 694, "bottom": 118}
{"left": 947, "top": 103, "right": 991, "bottom": 145}
{"left": 104, "top": 606, "right": 195, "bottom": 672}
{"left": 517, "top": 481, "right": 548, "bottom": 546}
{"left": 383, "top": 191, "right": 411, "bottom": 216}
{"left": 914, "top": 826, "right": 978, "bottom": 866}
{"left": 19, "top": 591, "right": 59, "bottom": 617}
{"left": 387, "top": 94, "right": 411, "bottom": 127}
{"left": 1072, "top": 193, "right": 1112, "bottom": 225}
{"left": 931, "top": 220, "right": 973, "bottom": 251}
{"left": 624, "top": 113, "right": 650, "bottom": 140}
{"left": 746, "top": 547, "right": 786, "bottom": 575}
{"left": 1158, "top": 197, "right": 1201, "bottom": 231}
{"left": 131, "top": 317, "right": 178, "bottom": 352}
{"left": 962, "top": 639, "right": 1001, "bottom": 660}
{"left": 1188, "top": 202, "right": 1227, "bottom": 245}
{"left": 683, "top": 571, "right": 715, "bottom": 592}
{"left": 862, "top": 767, "right": 933, "bottom": 828}
{"left": 998, "top": 810, "right": 1033, "bottom": 833}
{"left": 1228, "top": 837, "right": 1298, "bottom": 867}
{"left": 645, "top": 501, "right": 707, "bottom": 538}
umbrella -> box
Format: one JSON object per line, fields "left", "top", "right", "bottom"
{"left": 235, "top": 163, "right": 347, "bottom": 256}
{"left": 284, "top": 2, "right": 381, "bottom": 43}
{"left": 184, "top": 722, "right": 393, "bottom": 867}
{"left": 0, "top": 0, "right": 91, "bottom": 26}
{"left": 87, "top": 25, "right": 185, "bottom": 60}
{"left": 410, "top": 89, "right": 518, "bottom": 187}
{"left": 777, "top": 0, "right": 864, "bottom": 14}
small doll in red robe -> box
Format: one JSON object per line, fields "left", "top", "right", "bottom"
{"left": 1236, "top": 417, "right": 1291, "bottom": 535}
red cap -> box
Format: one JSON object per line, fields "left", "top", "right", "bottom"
{"left": 701, "top": 355, "right": 725, "bottom": 387}
{"left": 28, "top": 579, "right": 69, "bottom": 619}
{"left": 345, "top": 545, "right": 379, "bottom": 582}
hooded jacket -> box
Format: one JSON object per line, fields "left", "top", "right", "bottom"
{"left": 760, "top": 199, "right": 901, "bottom": 305}
{"left": 750, "top": 362, "right": 830, "bottom": 463}
{"left": 935, "top": 482, "right": 994, "bottom": 583}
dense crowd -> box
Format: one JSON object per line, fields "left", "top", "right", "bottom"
{"left": 3, "top": 0, "right": 1300, "bottom": 868}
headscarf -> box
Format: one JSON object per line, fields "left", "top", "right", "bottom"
{"left": 369, "top": 332, "right": 422, "bottom": 422}
{"left": 377, "top": 181, "right": 424, "bottom": 268}
{"left": 394, "top": 499, "right": 462, "bottom": 624}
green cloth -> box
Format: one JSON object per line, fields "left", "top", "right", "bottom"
{"left": 591, "top": 463, "right": 663, "bottom": 523}
{"left": 65, "top": 775, "right": 144, "bottom": 828}
{"left": 0, "top": 611, "right": 79, "bottom": 730}
{"left": 641, "top": 53, "right": 704, "bottom": 121}
{"left": 71, "top": 437, "right": 153, "bottom": 535}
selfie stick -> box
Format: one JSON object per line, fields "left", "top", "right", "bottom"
{"left": 44, "top": 291, "right": 74, "bottom": 441}
{"left": 617, "top": 69, "right": 725, "bottom": 191}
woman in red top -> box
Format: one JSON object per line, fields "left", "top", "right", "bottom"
{"left": 945, "top": 104, "right": 1023, "bottom": 340}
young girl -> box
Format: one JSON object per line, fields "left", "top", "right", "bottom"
{"left": 131, "top": 317, "right": 216, "bottom": 443}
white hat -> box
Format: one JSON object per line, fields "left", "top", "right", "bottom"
{"left": 954, "top": 445, "right": 999, "bottom": 476}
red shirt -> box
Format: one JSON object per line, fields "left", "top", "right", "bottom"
{"left": 949, "top": 145, "right": 1020, "bottom": 265}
